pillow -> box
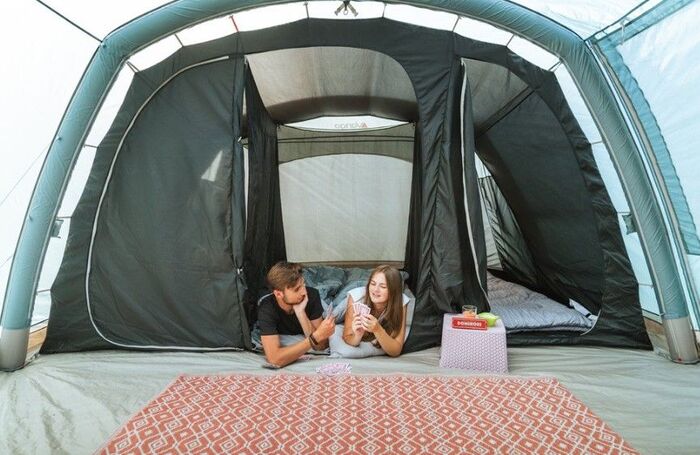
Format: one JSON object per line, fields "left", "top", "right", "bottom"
{"left": 486, "top": 274, "right": 593, "bottom": 333}
{"left": 330, "top": 268, "right": 373, "bottom": 322}
{"left": 303, "top": 265, "right": 346, "bottom": 304}
{"left": 328, "top": 325, "right": 385, "bottom": 358}
{"left": 403, "top": 287, "right": 416, "bottom": 339}
{"left": 329, "top": 268, "right": 411, "bottom": 323}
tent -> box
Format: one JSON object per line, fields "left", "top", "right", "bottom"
{"left": 2, "top": 0, "right": 700, "bottom": 371}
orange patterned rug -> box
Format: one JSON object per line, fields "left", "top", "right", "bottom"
{"left": 98, "top": 374, "right": 638, "bottom": 454}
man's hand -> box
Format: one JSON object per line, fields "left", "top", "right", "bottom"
{"left": 293, "top": 293, "right": 309, "bottom": 316}
{"left": 313, "top": 314, "right": 336, "bottom": 342}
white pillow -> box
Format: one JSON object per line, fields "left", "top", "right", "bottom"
{"left": 328, "top": 325, "right": 385, "bottom": 358}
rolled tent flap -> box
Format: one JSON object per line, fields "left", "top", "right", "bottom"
{"left": 43, "top": 57, "right": 250, "bottom": 351}
{"left": 403, "top": 60, "right": 487, "bottom": 352}
{"left": 460, "top": 61, "right": 489, "bottom": 309}
{"left": 242, "top": 66, "right": 286, "bottom": 322}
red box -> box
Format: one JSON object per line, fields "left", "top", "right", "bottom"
{"left": 451, "top": 317, "right": 487, "bottom": 330}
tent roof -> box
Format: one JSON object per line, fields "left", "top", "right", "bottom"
{"left": 247, "top": 46, "right": 418, "bottom": 123}
{"left": 39, "top": 0, "right": 652, "bottom": 40}
{"left": 246, "top": 47, "right": 529, "bottom": 127}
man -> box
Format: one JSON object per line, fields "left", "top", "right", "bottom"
{"left": 258, "top": 261, "right": 335, "bottom": 367}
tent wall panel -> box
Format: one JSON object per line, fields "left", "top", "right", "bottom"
{"left": 477, "top": 90, "right": 649, "bottom": 348}
{"left": 279, "top": 155, "right": 412, "bottom": 263}
{"left": 460, "top": 63, "right": 488, "bottom": 301}
{"left": 614, "top": 1, "right": 700, "bottom": 326}
{"left": 639, "top": 284, "right": 660, "bottom": 318}
{"left": 43, "top": 58, "right": 249, "bottom": 351}
{"left": 478, "top": 93, "right": 604, "bottom": 306}
{"left": 479, "top": 176, "right": 539, "bottom": 289}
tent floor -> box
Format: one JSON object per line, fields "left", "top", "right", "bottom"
{"left": 2, "top": 342, "right": 699, "bottom": 454}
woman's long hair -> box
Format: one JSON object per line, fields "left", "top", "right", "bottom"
{"left": 362, "top": 265, "right": 404, "bottom": 342}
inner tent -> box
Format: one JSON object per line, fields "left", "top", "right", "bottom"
{"left": 41, "top": 19, "right": 650, "bottom": 355}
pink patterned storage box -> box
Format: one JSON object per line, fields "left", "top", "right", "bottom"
{"left": 439, "top": 314, "right": 508, "bottom": 373}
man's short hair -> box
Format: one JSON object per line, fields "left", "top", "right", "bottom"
{"left": 267, "top": 261, "right": 303, "bottom": 291}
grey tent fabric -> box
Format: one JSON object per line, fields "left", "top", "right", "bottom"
{"left": 242, "top": 66, "right": 286, "bottom": 324}
{"left": 246, "top": 46, "right": 418, "bottom": 123}
{"left": 230, "top": 57, "right": 251, "bottom": 349}
{"left": 480, "top": 176, "right": 540, "bottom": 289}
{"left": 403, "top": 60, "right": 488, "bottom": 352}
{"left": 276, "top": 124, "right": 414, "bottom": 164}
{"left": 477, "top": 88, "right": 648, "bottom": 347}
{"left": 466, "top": 59, "right": 530, "bottom": 131}
{"left": 44, "top": 58, "right": 250, "bottom": 351}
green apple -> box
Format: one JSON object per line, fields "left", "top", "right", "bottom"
{"left": 478, "top": 312, "right": 500, "bottom": 327}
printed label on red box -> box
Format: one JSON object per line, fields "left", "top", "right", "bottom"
{"left": 451, "top": 317, "right": 488, "bottom": 330}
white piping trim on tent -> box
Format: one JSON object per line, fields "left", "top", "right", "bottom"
{"left": 85, "top": 55, "right": 242, "bottom": 351}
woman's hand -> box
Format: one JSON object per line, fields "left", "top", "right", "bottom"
{"left": 352, "top": 316, "right": 365, "bottom": 335}
{"left": 360, "top": 314, "right": 380, "bottom": 333}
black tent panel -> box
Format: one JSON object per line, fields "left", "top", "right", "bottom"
{"left": 477, "top": 90, "right": 649, "bottom": 348}
{"left": 242, "top": 66, "right": 287, "bottom": 322}
{"left": 45, "top": 58, "right": 249, "bottom": 351}
{"left": 478, "top": 92, "right": 604, "bottom": 309}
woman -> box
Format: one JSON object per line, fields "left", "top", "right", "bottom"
{"left": 341, "top": 265, "right": 407, "bottom": 357}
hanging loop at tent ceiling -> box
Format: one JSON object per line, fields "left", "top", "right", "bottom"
{"left": 335, "top": 1, "right": 358, "bottom": 17}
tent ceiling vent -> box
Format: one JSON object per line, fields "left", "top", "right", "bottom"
{"left": 287, "top": 116, "right": 406, "bottom": 132}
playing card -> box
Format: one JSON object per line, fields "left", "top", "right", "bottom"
{"left": 324, "top": 303, "right": 334, "bottom": 319}
{"left": 354, "top": 302, "right": 370, "bottom": 317}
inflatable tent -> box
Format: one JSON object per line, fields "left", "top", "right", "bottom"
{"left": 2, "top": 0, "right": 700, "bottom": 370}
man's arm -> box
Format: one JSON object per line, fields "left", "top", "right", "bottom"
{"left": 261, "top": 316, "right": 335, "bottom": 366}
{"left": 261, "top": 334, "right": 312, "bottom": 367}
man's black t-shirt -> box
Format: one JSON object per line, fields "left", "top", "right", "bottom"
{"left": 257, "top": 287, "right": 323, "bottom": 336}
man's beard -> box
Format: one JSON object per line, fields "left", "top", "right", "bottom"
{"left": 284, "top": 295, "right": 303, "bottom": 305}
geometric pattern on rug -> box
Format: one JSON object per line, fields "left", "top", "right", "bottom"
{"left": 98, "top": 374, "right": 639, "bottom": 455}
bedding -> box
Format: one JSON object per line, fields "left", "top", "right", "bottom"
{"left": 487, "top": 273, "right": 595, "bottom": 333}
{"left": 302, "top": 264, "right": 346, "bottom": 303}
